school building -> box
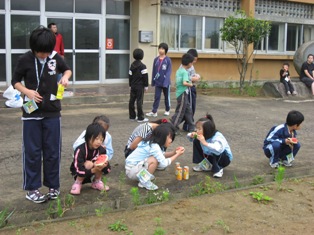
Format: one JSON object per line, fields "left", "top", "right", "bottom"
{"left": 0, "top": 0, "right": 313, "bottom": 86}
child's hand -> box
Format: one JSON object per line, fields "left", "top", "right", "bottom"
{"left": 175, "top": 146, "right": 185, "bottom": 155}
{"left": 188, "top": 132, "right": 197, "bottom": 138}
{"left": 101, "top": 144, "right": 107, "bottom": 149}
{"left": 84, "top": 160, "right": 94, "bottom": 170}
{"left": 144, "top": 87, "right": 148, "bottom": 92}
{"left": 197, "top": 134, "right": 206, "bottom": 143}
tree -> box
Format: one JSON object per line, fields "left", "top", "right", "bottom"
{"left": 220, "top": 11, "right": 271, "bottom": 93}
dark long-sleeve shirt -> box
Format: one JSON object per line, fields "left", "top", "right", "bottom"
{"left": 128, "top": 60, "right": 148, "bottom": 88}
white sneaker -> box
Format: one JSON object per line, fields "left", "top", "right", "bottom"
{"left": 137, "top": 118, "right": 149, "bottom": 123}
{"left": 192, "top": 164, "right": 212, "bottom": 172}
{"left": 281, "top": 160, "right": 292, "bottom": 167}
{"left": 270, "top": 162, "right": 279, "bottom": 169}
{"left": 213, "top": 169, "right": 223, "bottom": 178}
{"left": 164, "top": 111, "right": 170, "bottom": 116}
{"left": 146, "top": 112, "right": 157, "bottom": 117}
{"left": 138, "top": 181, "right": 158, "bottom": 190}
{"left": 287, "top": 91, "right": 291, "bottom": 95}
{"left": 129, "top": 117, "right": 137, "bottom": 121}
{"left": 292, "top": 91, "right": 297, "bottom": 96}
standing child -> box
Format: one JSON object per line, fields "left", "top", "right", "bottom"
{"left": 170, "top": 53, "right": 195, "bottom": 133}
{"left": 70, "top": 123, "right": 110, "bottom": 195}
{"left": 11, "top": 26, "right": 72, "bottom": 203}
{"left": 125, "top": 125, "right": 184, "bottom": 190}
{"left": 129, "top": 48, "right": 149, "bottom": 122}
{"left": 73, "top": 115, "right": 113, "bottom": 160}
{"left": 187, "top": 114, "right": 233, "bottom": 178}
{"left": 183, "top": 48, "right": 200, "bottom": 131}
{"left": 146, "top": 43, "right": 172, "bottom": 117}
{"left": 280, "top": 62, "right": 297, "bottom": 95}
{"left": 263, "top": 110, "right": 304, "bottom": 168}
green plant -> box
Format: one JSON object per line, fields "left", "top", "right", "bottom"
{"left": 154, "top": 217, "right": 166, "bottom": 235}
{"left": 190, "top": 176, "right": 226, "bottom": 196}
{"left": 130, "top": 187, "right": 141, "bottom": 206}
{"left": 0, "top": 208, "right": 14, "bottom": 228}
{"left": 252, "top": 175, "right": 265, "bottom": 185}
{"left": 144, "top": 188, "right": 170, "bottom": 204}
{"left": 275, "top": 165, "right": 286, "bottom": 190}
{"left": 249, "top": 191, "right": 272, "bottom": 204}
{"left": 108, "top": 220, "right": 128, "bottom": 232}
{"left": 95, "top": 205, "right": 110, "bottom": 217}
{"left": 233, "top": 174, "right": 241, "bottom": 188}
{"left": 196, "top": 78, "right": 210, "bottom": 89}
{"left": 46, "top": 196, "right": 64, "bottom": 218}
{"left": 216, "top": 219, "right": 230, "bottom": 233}
{"left": 64, "top": 194, "right": 75, "bottom": 208}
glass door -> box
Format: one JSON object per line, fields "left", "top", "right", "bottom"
{"left": 47, "top": 17, "right": 100, "bottom": 83}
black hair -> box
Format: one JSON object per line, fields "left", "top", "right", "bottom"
{"left": 133, "top": 48, "right": 144, "bottom": 60}
{"left": 47, "top": 23, "right": 56, "bottom": 29}
{"left": 149, "top": 118, "right": 168, "bottom": 124}
{"left": 196, "top": 113, "right": 217, "bottom": 139}
{"left": 144, "top": 125, "right": 174, "bottom": 148}
{"left": 29, "top": 26, "right": 56, "bottom": 53}
{"left": 84, "top": 123, "right": 106, "bottom": 144}
{"left": 181, "top": 53, "right": 194, "bottom": 66}
{"left": 92, "top": 115, "right": 110, "bottom": 126}
{"left": 283, "top": 62, "right": 290, "bottom": 67}
{"left": 307, "top": 54, "right": 314, "bottom": 59}
{"left": 286, "top": 110, "right": 304, "bottom": 126}
{"left": 187, "top": 48, "right": 198, "bottom": 58}
{"left": 160, "top": 122, "right": 176, "bottom": 142}
{"left": 158, "top": 43, "right": 168, "bottom": 54}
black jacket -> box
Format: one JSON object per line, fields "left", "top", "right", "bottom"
{"left": 128, "top": 60, "right": 149, "bottom": 88}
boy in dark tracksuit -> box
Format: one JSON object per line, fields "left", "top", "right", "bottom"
{"left": 129, "top": 48, "right": 149, "bottom": 123}
{"left": 263, "top": 110, "right": 304, "bottom": 169}
{"left": 12, "top": 26, "right": 72, "bottom": 203}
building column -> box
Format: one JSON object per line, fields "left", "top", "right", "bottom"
{"left": 130, "top": 0, "right": 160, "bottom": 82}
{"left": 241, "top": 0, "right": 255, "bottom": 64}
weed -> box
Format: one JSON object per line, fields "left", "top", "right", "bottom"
{"left": 0, "top": 208, "right": 14, "bottom": 228}
{"left": 197, "top": 78, "right": 210, "bottom": 89}
{"left": 130, "top": 187, "right": 141, "bottom": 206}
{"left": 95, "top": 205, "right": 110, "bottom": 217}
{"left": 249, "top": 191, "right": 272, "bottom": 204}
{"left": 216, "top": 219, "right": 230, "bottom": 233}
{"left": 46, "top": 196, "right": 64, "bottom": 218}
{"left": 68, "top": 221, "right": 77, "bottom": 227}
{"left": 145, "top": 188, "right": 170, "bottom": 204}
{"left": 259, "top": 185, "right": 272, "bottom": 191}
{"left": 64, "top": 194, "right": 75, "bottom": 208}
{"left": 275, "top": 165, "right": 286, "bottom": 190}
{"left": 233, "top": 174, "right": 241, "bottom": 188}
{"left": 190, "top": 176, "right": 226, "bottom": 196}
{"left": 108, "top": 220, "right": 128, "bottom": 232}
{"left": 154, "top": 217, "right": 166, "bottom": 235}
{"left": 252, "top": 175, "right": 265, "bottom": 185}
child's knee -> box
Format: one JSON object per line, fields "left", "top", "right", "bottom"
{"left": 84, "top": 161, "right": 94, "bottom": 170}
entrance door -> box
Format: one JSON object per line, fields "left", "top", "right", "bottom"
{"left": 47, "top": 17, "right": 100, "bottom": 83}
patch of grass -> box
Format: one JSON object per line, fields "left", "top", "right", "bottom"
{"left": 252, "top": 175, "right": 265, "bottom": 185}
{"left": 275, "top": 165, "right": 286, "bottom": 190}
{"left": 233, "top": 174, "right": 241, "bottom": 188}
{"left": 216, "top": 219, "right": 230, "bottom": 234}
{"left": 190, "top": 176, "right": 226, "bottom": 196}
{"left": 249, "top": 191, "right": 273, "bottom": 204}
{"left": 154, "top": 217, "right": 166, "bottom": 235}
{"left": 95, "top": 205, "right": 110, "bottom": 217}
{"left": 64, "top": 194, "right": 75, "bottom": 208}
{"left": 0, "top": 207, "right": 14, "bottom": 228}
{"left": 145, "top": 188, "right": 170, "bottom": 204}
{"left": 46, "top": 196, "right": 64, "bottom": 218}
{"left": 130, "top": 187, "right": 141, "bottom": 206}
{"left": 108, "top": 220, "right": 128, "bottom": 232}
{"left": 196, "top": 78, "right": 210, "bottom": 89}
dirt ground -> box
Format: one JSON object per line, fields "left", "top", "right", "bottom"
{"left": 2, "top": 176, "right": 314, "bottom": 235}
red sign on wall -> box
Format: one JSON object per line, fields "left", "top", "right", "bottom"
{"left": 106, "top": 38, "right": 114, "bottom": 49}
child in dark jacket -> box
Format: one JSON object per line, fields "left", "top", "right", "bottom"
{"left": 129, "top": 48, "right": 149, "bottom": 122}
{"left": 280, "top": 62, "right": 297, "bottom": 95}
{"left": 263, "top": 110, "right": 304, "bottom": 168}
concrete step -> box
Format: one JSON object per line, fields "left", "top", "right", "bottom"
{"left": 263, "top": 80, "right": 313, "bottom": 98}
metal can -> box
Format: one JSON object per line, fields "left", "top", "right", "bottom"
{"left": 56, "top": 84, "right": 65, "bottom": 100}
{"left": 176, "top": 167, "right": 182, "bottom": 180}
{"left": 175, "top": 162, "right": 180, "bottom": 171}
{"left": 183, "top": 166, "right": 189, "bottom": 180}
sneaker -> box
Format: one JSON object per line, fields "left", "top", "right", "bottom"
{"left": 47, "top": 188, "right": 60, "bottom": 200}
{"left": 156, "top": 166, "right": 166, "bottom": 171}
{"left": 292, "top": 91, "right": 298, "bottom": 96}
{"left": 281, "top": 160, "right": 292, "bottom": 167}
{"left": 129, "top": 117, "right": 137, "bottom": 121}
{"left": 146, "top": 112, "right": 157, "bottom": 117}
{"left": 213, "top": 169, "right": 223, "bottom": 178}
{"left": 270, "top": 162, "right": 279, "bottom": 169}
{"left": 26, "top": 190, "right": 47, "bottom": 203}
{"left": 137, "top": 118, "right": 149, "bottom": 123}
{"left": 138, "top": 181, "right": 158, "bottom": 190}
{"left": 192, "top": 165, "right": 211, "bottom": 172}
{"left": 164, "top": 111, "right": 170, "bottom": 116}
{"left": 287, "top": 91, "right": 291, "bottom": 95}
{"left": 70, "top": 181, "right": 82, "bottom": 195}
{"left": 91, "top": 180, "right": 105, "bottom": 191}
{"left": 150, "top": 175, "right": 156, "bottom": 181}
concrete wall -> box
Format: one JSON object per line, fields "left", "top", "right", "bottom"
{"left": 130, "top": 0, "right": 160, "bottom": 81}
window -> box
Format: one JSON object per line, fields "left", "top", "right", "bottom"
{"left": 303, "top": 25, "right": 314, "bottom": 44}
{"left": 75, "top": 19, "right": 99, "bottom": 49}
{"left": 205, "top": 18, "right": 222, "bottom": 49}
{"left": 268, "top": 23, "right": 284, "bottom": 52}
{"left": 76, "top": 0, "right": 101, "bottom": 14}
{"left": 46, "top": 0, "right": 73, "bottom": 12}
{"left": 106, "top": 54, "right": 129, "bottom": 79}
{"left": 106, "top": 19, "right": 130, "bottom": 50}
{"left": 160, "top": 14, "right": 179, "bottom": 50}
{"left": 0, "top": 15, "right": 4, "bottom": 48}
{"left": 287, "top": 24, "right": 298, "bottom": 51}
{"left": 180, "top": 16, "right": 202, "bottom": 49}
{"left": 11, "top": 15, "right": 40, "bottom": 49}
{"left": 106, "top": 0, "right": 130, "bottom": 15}
{"left": 0, "top": 54, "right": 5, "bottom": 82}
{"left": 0, "top": 0, "right": 4, "bottom": 9}
{"left": 11, "top": 0, "right": 39, "bottom": 11}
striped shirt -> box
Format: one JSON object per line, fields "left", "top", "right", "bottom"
{"left": 126, "top": 123, "right": 153, "bottom": 148}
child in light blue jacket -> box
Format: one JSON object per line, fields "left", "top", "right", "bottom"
{"left": 187, "top": 114, "right": 233, "bottom": 178}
